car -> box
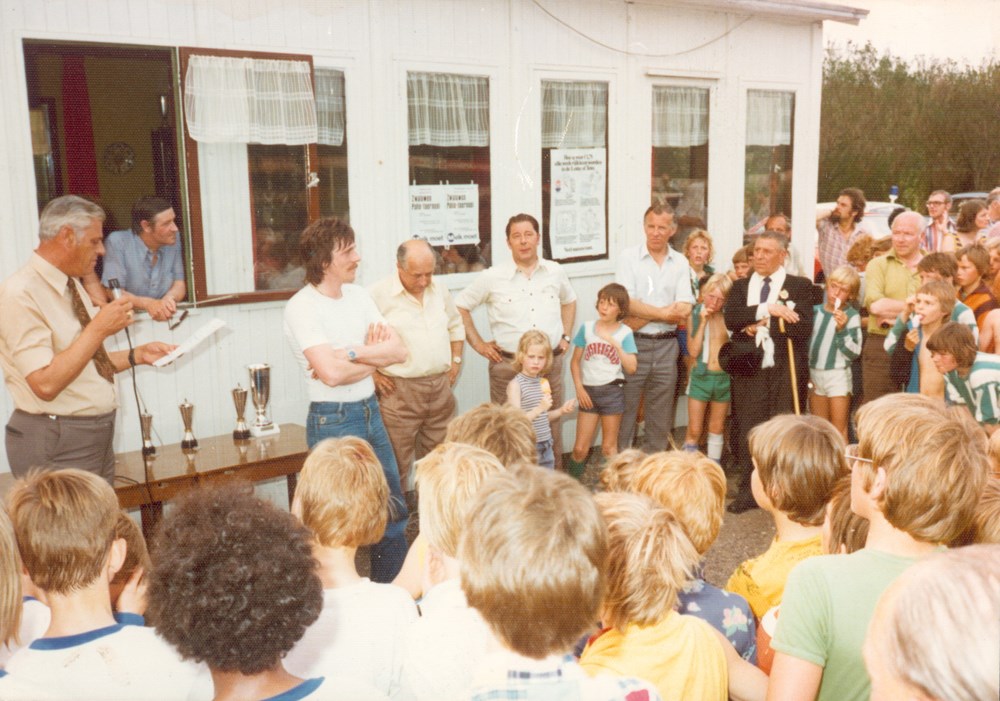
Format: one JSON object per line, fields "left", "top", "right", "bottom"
{"left": 951, "top": 191, "right": 989, "bottom": 214}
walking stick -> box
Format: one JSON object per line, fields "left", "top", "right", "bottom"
{"left": 778, "top": 318, "right": 800, "bottom": 415}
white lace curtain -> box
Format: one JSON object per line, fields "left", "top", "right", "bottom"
{"left": 184, "top": 55, "right": 318, "bottom": 144}
{"left": 315, "top": 68, "right": 345, "bottom": 147}
{"left": 541, "top": 81, "right": 608, "bottom": 149}
{"left": 652, "top": 86, "right": 708, "bottom": 148}
{"left": 407, "top": 72, "right": 489, "bottom": 147}
{"left": 746, "top": 90, "right": 794, "bottom": 147}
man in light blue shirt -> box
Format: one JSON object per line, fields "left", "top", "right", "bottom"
{"left": 100, "top": 196, "right": 185, "bottom": 321}
{"left": 615, "top": 203, "right": 694, "bottom": 451}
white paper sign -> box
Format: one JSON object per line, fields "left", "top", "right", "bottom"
{"left": 549, "top": 148, "right": 607, "bottom": 259}
{"left": 409, "top": 183, "right": 479, "bottom": 246}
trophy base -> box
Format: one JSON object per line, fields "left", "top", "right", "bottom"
{"left": 181, "top": 438, "right": 199, "bottom": 450}
{"left": 233, "top": 429, "right": 251, "bottom": 440}
{"left": 250, "top": 423, "right": 280, "bottom": 438}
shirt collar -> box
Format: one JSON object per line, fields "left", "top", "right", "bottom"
{"left": 639, "top": 245, "right": 683, "bottom": 263}
{"left": 30, "top": 252, "right": 71, "bottom": 295}
{"left": 505, "top": 258, "right": 552, "bottom": 280}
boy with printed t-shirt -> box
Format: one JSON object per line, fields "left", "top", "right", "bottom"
{"left": 4, "top": 469, "right": 205, "bottom": 701}
{"left": 767, "top": 393, "right": 988, "bottom": 701}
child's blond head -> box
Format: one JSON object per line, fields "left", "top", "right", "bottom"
{"left": 416, "top": 442, "right": 505, "bottom": 557}
{"left": 595, "top": 491, "right": 699, "bottom": 631}
{"left": 294, "top": 436, "right": 389, "bottom": 548}
{"left": 512, "top": 329, "right": 553, "bottom": 375}
{"left": 7, "top": 468, "right": 119, "bottom": 593}
{"left": 827, "top": 265, "right": 861, "bottom": 302}
{"left": 445, "top": 403, "right": 536, "bottom": 468}
{"left": 629, "top": 450, "right": 726, "bottom": 555}
{"left": 598, "top": 448, "right": 646, "bottom": 492}
{"left": 855, "top": 393, "right": 988, "bottom": 544}
{"left": 749, "top": 414, "right": 847, "bottom": 526}
{"left": 459, "top": 466, "right": 606, "bottom": 659}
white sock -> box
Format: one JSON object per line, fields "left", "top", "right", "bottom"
{"left": 707, "top": 433, "right": 724, "bottom": 461}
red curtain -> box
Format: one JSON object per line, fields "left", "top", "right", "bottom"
{"left": 61, "top": 54, "right": 100, "bottom": 198}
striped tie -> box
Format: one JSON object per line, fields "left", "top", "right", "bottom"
{"left": 67, "top": 280, "right": 116, "bottom": 383}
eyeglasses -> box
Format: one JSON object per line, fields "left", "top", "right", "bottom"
{"left": 167, "top": 309, "right": 189, "bottom": 331}
{"left": 845, "top": 444, "right": 874, "bottom": 468}
{"left": 926, "top": 200, "right": 947, "bottom": 207}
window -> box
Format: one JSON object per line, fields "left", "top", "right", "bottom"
{"left": 744, "top": 90, "right": 794, "bottom": 234}
{"left": 651, "top": 86, "right": 709, "bottom": 251}
{"left": 22, "top": 41, "right": 351, "bottom": 303}
{"left": 540, "top": 80, "right": 608, "bottom": 263}
{"left": 407, "top": 71, "right": 491, "bottom": 274}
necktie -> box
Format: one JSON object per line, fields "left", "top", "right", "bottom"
{"left": 760, "top": 276, "right": 772, "bottom": 305}
{"left": 67, "top": 280, "right": 116, "bottom": 383}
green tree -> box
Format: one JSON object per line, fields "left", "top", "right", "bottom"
{"left": 819, "top": 43, "right": 1000, "bottom": 209}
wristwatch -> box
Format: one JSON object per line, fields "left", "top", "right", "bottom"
{"left": 452, "top": 356, "right": 462, "bottom": 364}
{"left": 561, "top": 334, "right": 571, "bottom": 343}
{"left": 347, "top": 348, "right": 358, "bottom": 362}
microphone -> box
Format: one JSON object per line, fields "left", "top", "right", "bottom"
{"left": 108, "top": 278, "right": 123, "bottom": 301}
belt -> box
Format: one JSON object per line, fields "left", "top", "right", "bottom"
{"left": 634, "top": 331, "right": 677, "bottom": 340}
{"left": 499, "top": 346, "right": 565, "bottom": 360}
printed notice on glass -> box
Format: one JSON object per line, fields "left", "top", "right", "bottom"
{"left": 409, "top": 184, "right": 480, "bottom": 246}
{"left": 549, "top": 148, "right": 607, "bottom": 259}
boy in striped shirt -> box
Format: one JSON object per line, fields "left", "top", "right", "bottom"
{"left": 809, "top": 265, "right": 862, "bottom": 441}
{"left": 927, "top": 322, "right": 1000, "bottom": 435}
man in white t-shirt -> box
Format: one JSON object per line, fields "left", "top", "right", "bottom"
{"left": 283, "top": 217, "right": 409, "bottom": 583}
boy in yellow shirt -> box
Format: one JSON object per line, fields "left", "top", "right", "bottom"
{"left": 726, "top": 414, "right": 846, "bottom": 619}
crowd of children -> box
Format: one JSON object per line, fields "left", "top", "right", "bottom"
{"left": 0, "top": 386, "right": 997, "bottom": 701}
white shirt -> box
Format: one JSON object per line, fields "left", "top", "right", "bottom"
{"left": 747, "top": 267, "right": 788, "bottom": 320}
{"left": 615, "top": 245, "right": 694, "bottom": 333}
{"left": 285, "top": 579, "right": 418, "bottom": 700}
{"left": 283, "top": 284, "right": 385, "bottom": 403}
{"left": 454, "top": 260, "right": 576, "bottom": 353}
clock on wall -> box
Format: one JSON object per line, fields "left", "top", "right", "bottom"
{"left": 102, "top": 141, "right": 135, "bottom": 175}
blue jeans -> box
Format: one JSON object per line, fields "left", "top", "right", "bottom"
{"left": 307, "top": 395, "right": 409, "bottom": 583}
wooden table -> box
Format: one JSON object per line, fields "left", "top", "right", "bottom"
{"left": 113, "top": 424, "right": 307, "bottom": 537}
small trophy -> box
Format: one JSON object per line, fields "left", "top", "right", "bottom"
{"left": 248, "top": 364, "right": 280, "bottom": 438}
{"left": 179, "top": 399, "right": 198, "bottom": 450}
{"left": 232, "top": 384, "right": 251, "bottom": 440}
{"left": 140, "top": 413, "right": 156, "bottom": 457}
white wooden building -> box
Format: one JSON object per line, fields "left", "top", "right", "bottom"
{"left": 0, "top": 0, "right": 866, "bottom": 476}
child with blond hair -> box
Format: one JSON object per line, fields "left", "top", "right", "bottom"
{"left": 507, "top": 329, "right": 576, "bottom": 468}
{"left": 683, "top": 273, "right": 734, "bottom": 463}
{"left": 726, "top": 414, "right": 846, "bottom": 620}
{"left": 461, "top": 467, "right": 661, "bottom": 701}
{"left": 286, "top": 437, "right": 418, "bottom": 699}
{"left": 401, "top": 442, "right": 505, "bottom": 701}
{"left": 629, "top": 450, "right": 756, "bottom": 662}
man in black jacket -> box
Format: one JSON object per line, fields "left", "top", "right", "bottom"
{"left": 723, "top": 231, "right": 818, "bottom": 513}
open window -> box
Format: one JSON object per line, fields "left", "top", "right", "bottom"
{"left": 22, "top": 41, "right": 351, "bottom": 304}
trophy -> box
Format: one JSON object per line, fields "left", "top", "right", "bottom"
{"left": 140, "top": 413, "right": 156, "bottom": 457}
{"left": 248, "top": 364, "right": 280, "bottom": 438}
{"left": 179, "top": 399, "right": 198, "bottom": 450}
{"left": 232, "top": 384, "right": 251, "bottom": 440}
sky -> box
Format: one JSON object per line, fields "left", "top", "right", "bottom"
{"left": 823, "top": 0, "right": 999, "bottom": 65}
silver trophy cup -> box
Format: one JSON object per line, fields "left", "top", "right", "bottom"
{"left": 140, "top": 412, "right": 156, "bottom": 457}
{"left": 248, "top": 364, "right": 280, "bottom": 437}
{"left": 232, "top": 384, "right": 251, "bottom": 440}
{"left": 179, "top": 399, "right": 198, "bottom": 450}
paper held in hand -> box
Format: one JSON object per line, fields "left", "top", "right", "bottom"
{"left": 153, "top": 318, "right": 227, "bottom": 367}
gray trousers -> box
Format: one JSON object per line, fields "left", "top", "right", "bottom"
{"left": 618, "top": 336, "right": 679, "bottom": 452}
{"left": 6, "top": 409, "right": 117, "bottom": 484}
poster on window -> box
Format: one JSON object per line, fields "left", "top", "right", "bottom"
{"left": 408, "top": 184, "right": 480, "bottom": 246}
{"left": 549, "top": 148, "right": 607, "bottom": 259}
